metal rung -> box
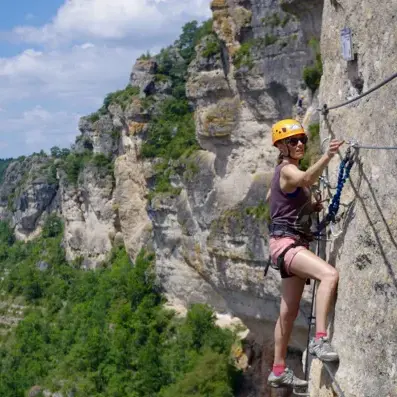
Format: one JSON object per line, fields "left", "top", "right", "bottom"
{"left": 293, "top": 388, "right": 310, "bottom": 396}
{"left": 308, "top": 315, "right": 316, "bottom": 324}
{"left": 273, "top": 387, "right": 309, "bottom": 396}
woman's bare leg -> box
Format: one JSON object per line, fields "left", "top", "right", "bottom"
{"left": 274, "top": 276, "right": 306, "bottom": 365}
{"left": 289, "top": 249, "right": 339, "bottom": 333}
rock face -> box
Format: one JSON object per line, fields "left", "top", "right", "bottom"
{"left": 6, "top": 1, "right": 397, "bottom": 396}
{"left": 60, "top": 164, "right": 116, "bottom": 268}
{"left": 0, "top": 155, "right": 59, "bottom": 240}
{"left": 312, "top": 1, "right": 397, "bottom": 396}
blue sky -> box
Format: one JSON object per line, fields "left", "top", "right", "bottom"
{"left": 0, "top": 0, "right": 211, "bottom": 158}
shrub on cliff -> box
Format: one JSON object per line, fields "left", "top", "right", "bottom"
{"left": 103, "top": 85, "right": 140, "bottom": 110}
{"left": 141, "top": 97, "right": 199, "bottom": 197}
{"left": 232, "top": 40, "right": 254, "bottom": 69}
{"left": 202, "top": 33, "right": 221, "bottom": 58}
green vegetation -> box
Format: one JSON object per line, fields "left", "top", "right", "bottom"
{"left": 141, "top": 98, "right": 199, "bottom": 198}
{"left": 87, "top": 112, "right": 101, "bottom": 123}
{"left": 0, "top": 158, "right": 13, "bottom": 184}
{"left": 202, "top": 33, "right": 221, "bottom": 58}
{"left": 300, "top": 123, "right": 321, "bottom": 171}
{"left": 156, "top": 19, "right": 213, "bottom": 99}
{"left": 303, "top": 38, "right": 323, "bottom": 92}
{"left": 281, "top": 14, "right": 291, "bottom": 27}
{"left": 155, "top": 73, "right": 169, "bottom": 82}
{"left": 141, "top": 99, "right": 198, "bottom": 160}
{"left": 42, "top": 213, "right": 63, "bottom": 238}
{"left": 264, "top": 34, "right": 278, "bottom": 46}
{"left": 50, "top": 146, "right": 71, "bottom": 159}
{"left": 91, "top": 153, "right": 114, "bottom": 173}
{"left": 103, "top": 85, "right": 140, "bottom": 110}
{"left": 138, "top": 50, "right": 152, "bottom": 60}
{"left": 87, "top": 84, "right": 141, "bottom": 120}
{"left": 233, "top": 34, "right": 280, "bottom": 69}
{"left": 139, "top": 20, "right": 218, "bottom": 197}
{"left": 232, "top": 40, "right": 254, "bottom": 69}
{"left": 245, "top": 201, "right": 271, "bottom": 223}
{"left": 44, "top": 19, "right": 215, "bottom": 195}
{"left": 60, "top": 151, "right": 91, "bottom": 184}
{"left": 59, "top": 150, "right": 114, "bottom": 185}
{"left": 0, "top": 221, "right": 241, "bottom": 397}
{"left": 262, "top": 12, "right": 281, "bottom": 28}
{"left": 260, "top": 11, "right": 290, "bottom": 33}
{"left": 178, "top": 19, "right": 214, "bottom": 63}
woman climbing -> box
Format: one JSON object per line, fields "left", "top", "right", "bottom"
{"left": 266, "top": 119, "right": 343, "bottom": 389}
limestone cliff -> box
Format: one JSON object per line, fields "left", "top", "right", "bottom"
{"left": 1, "top": 0, "right": 396, "bottom": 396}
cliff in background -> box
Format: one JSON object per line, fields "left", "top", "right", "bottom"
{"left": 1, "top": 0, "right": 397, "bottom": 396}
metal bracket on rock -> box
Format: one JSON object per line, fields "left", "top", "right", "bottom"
{"left": 329, "top": 220, "right": 343, "bottom": 238}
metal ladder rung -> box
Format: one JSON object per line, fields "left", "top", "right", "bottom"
{"left": 293, "top": 388, "right": 310, "bottom": 396}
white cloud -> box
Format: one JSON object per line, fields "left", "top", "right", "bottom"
{"left": 0, "top": 0, "right": 212, "bottom": 158}
{"left": 0, "top": 44, "right": 139, "bottom": 106}
{"left": 0, "top": 106, "right": 79, "bottom": 156}
{"left": 0, "top": 44, "right": 140, "bottom": 157}
{"left": 12, "top": 0, "right": 211, "bottom": 45}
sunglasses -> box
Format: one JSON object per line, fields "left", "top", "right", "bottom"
{"left": 285, "top": 135, "right": 308, "bottom": 146}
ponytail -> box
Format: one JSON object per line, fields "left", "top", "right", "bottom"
{"left": 277, "top": 152, "right": 284, "bottom": 165}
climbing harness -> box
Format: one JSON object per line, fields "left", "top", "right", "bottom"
{"left": 317, "top": 70, "right": 397, "bottom": 115}
{"left": 264, "top": 240, "right": 310, "bottom": 284}
{"left": 263, "top": 240, "right": 300, "bottom": 276}
{"left": 264, "top": 225, "right": 311, "bottom": 285}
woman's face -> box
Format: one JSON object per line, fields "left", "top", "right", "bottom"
{"left": 278, "top": 134, "right": 307, "bottom": 159}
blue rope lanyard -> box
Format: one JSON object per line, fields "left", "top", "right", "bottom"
{"left": 315, "top": 147, "right": 355, "bottom": 233}
{"left": 326, "top": 147, "right": 355, "bottom": 223}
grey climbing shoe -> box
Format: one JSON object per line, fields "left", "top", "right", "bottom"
{"left": 309, "top": 336, "right": 339, "bottom": 362}
{"left": 267, "top": 367, "right": 308, "bottom": 388}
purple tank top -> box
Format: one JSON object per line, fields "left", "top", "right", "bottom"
{"left": 269, "top": 163, "right": 313, "bottom": 240}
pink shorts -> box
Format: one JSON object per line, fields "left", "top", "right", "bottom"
{"left": 269, "top": 236, "right": 308, "bottom": 277}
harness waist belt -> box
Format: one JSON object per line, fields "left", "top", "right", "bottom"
{"left": 268, "top": 223, "right": 312, "bottom": 242}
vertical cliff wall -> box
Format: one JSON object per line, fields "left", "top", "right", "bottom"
{"left": 310, "top": 1, "right": 397, "bottom": 396}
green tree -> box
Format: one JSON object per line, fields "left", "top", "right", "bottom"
{"left": 50, "top": 146, "right": 61, "bottom": 158}
{"left": 178, "top": 21, "right": 200, "bottom": 62}
{"left": 42, "top": 214, "right": 63, "bottom": 238}
{"left": 159, "top": 350, "right": 235, "bottom": 397}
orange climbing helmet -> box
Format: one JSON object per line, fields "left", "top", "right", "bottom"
{"left": 271, "top": 119, "right": 306, "bottom": 146}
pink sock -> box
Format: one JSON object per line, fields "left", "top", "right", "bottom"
{"left": 315, "top": 331, "right": 327, "bottom": 340}
{"left": 272, "top": 364, "right": 286, "bottom": 376}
